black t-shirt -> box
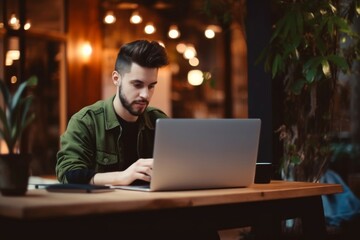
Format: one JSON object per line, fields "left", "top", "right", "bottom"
{"left": 117, "top": 116, "right": 140, "bottom": 169}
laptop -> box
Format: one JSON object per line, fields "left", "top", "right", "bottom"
{"left": 113, "top": 118, "right": 261, "bottom": 191}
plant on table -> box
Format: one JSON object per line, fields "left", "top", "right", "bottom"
{"left": 0, "top": 76, "right": 38, "bottom": 196}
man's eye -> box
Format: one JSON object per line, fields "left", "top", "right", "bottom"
{"left": 149, "top": 85, "right": 155, "bottom": 89}
{"left": 133, "top": 83, "right": 143, "bottom": 88}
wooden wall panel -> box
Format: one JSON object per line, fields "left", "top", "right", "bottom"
{"left": 67, "top": 0, "right": 102, "bottom": 120}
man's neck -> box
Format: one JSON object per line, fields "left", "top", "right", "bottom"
{"left": 113, "top": 97, "right": 138, "bottom": 122}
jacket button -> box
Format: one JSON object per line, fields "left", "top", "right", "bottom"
{"left": 104, "top": 158, "right": 109, "bottom": 163}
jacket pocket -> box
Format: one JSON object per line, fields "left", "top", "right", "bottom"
{"left": 96, "top": 151, "right": 118, "bottom": 172}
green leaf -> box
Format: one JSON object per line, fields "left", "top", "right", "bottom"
{"left": 19, "top": 95, "right": 34, "bottom": 132}
{"left": 11, "top": 76, "right": 38, "bottom": 112}
{"left": 290, "top": 155, "right": 301, "bottom": 164}
{"left": 333, "top": 16, "right": 350, "bottom": 32}
{"left": 315, "top": 38, "right": 326, "bottom": 54}
{"left": 321, "top": 59, "right": 331, "bottom": 78}
{"left": 295, "top": 9, "right": 304, "bottom": 36}
{"left": 0, "top": 76, "right": 37, "bottom": 153}
{"left": 0, "top": 109, "right": 11, "bottom": 151}
{"left": 305, "top": 67, "right": 317, "bottom": 83}
{"left": 291, "top": 79, "right": 306, "bottom": 95}
{"left": 327, "top": 55, "right": 349, "bottom": 71}
{"left": 303, "top": 57, "right": 322, "bottom": 70}
{"left": 303, "top": 57, "right": 324, "bottom": 83}
{"left": 272, "top": 54, "right": 282, "bottom": 78}
{"left": 0, "top": 80, "right": 11, "bottom": 107}
{"left": 329, "top": 3, "right": 337, "bottom": 13}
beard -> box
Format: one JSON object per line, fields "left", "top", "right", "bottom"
{"left": 118, "top": 86, "right": 148, "bottom": 116}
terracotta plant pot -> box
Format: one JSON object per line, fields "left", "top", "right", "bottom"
{"left": 0, "top": 154, "right": 31, "bottom": 196}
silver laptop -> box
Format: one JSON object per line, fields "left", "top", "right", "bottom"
{"left": 114, "top": 118, "right": 261, "bottom": 191}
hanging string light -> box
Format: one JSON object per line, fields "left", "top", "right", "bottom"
{"left": 183, "top": 44, "right": 196, "bottom": 59}
{"left": 168, "top": 25, "right": 180, "bottom": 39}
{"left": 8, "top": 13, "right": 20, "bottom": 30}
{"left": 104, "top": 11, "right": 116, "bottom": 24}
{"left": 144, "top": 22, "right": 156, "bottom": 34}
{"left": 204, "top": 25, "right": 222, "bottom": 39}
{"left": 24, "top": 20, "right": 31, "bottom": 30}
{"left": 130, "top": 11, "right": 142, "bottom": 24}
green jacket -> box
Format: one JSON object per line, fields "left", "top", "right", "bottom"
{"left": 56, "top": 96, "right": 168, "bottom": 183}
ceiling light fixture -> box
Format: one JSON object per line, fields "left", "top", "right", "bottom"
{"left": 130, "top": 11, "right": 142, "bottom": 24}
{"left": 104, "top": 11, "right": 116, "bottom": 24}
{"left": 8, "top": 13, "right": 20, "bottom": 30}
{"left": 183, "top": 44, "right": 196, "bottom": 59}
{"left": 168, "top": 25, "right": 180, "bottom": 39}
{"left": 24, "top": 21, "right": 31, "bottom": 30}
{"left": 188, "top": 69, "right": 204, "bottom": 86}
{"left": 144, "top": 22, "right": 156, "bottom": 34}
{"left": 189, "top": 57, "right": 199, "bottom": 67}
{"left": 204, "top": 25, "right": 222, "bottom": 39}
{"left": 176, "top": 43, "right": 187, "bottom": 53}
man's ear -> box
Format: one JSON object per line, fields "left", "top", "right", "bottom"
{"left": 112, "top": 71, "right": 120, "bottom": 85}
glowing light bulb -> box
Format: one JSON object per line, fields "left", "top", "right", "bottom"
{"left": 168, "top": 25, "right": 180, "bottom": 39}
{"left": 130, "top": 11, "right": 142, "bottom": 24}
{"left": 144, "top": 22, "right": 156, "bottom": 34}
{"left": 188, "top": 70, "right": 204, "bottom": 86}
{"left": 104, "top": 11, "right": 116, "bottom": 24}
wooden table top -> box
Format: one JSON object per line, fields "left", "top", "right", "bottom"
{"left": 0, "top": 180, "right": 342, "bottom": 220}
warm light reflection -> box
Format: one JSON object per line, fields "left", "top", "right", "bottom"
{"left": 81, "top": 42, "right": 92, "bottom": 63}
{"left": 24, "top": 21, "right": 31, "bottom": 30}
{"left": 189, "top": 57, "right": 199, "bottom": 67}
{"left": 130, "top": 11, "right": 142, "bottom": 24}
{"left": 158, "top": 41, "right": 165, "bottom": 48}
{"left": 0, "top": 140, "right": 9, "bottom": 154}
{"left": 188, "top": 69, "right": 203, "bottom": 86}
{"left": 7, "top": 50, "right": 20, "bottom": 60}
{"left": 5, "top": 58, "right": 13, "bottom": 66}
{"left": 183, "top": 45, "right": 196, "bottom": 59}
{"left": 8, "top": 13, "right": 20, "bottom": 30}
{"left": 168, "top": 25, "right": 180, "bottom": 39}
{"left": 6, "top": 50, "right": 20, "bottom": 65}
{"left": 104, "top": 11, "right": 116, "bottom": 24}
{"left": 144, "top": 22, "right": 156, "bottom": 34}
{"left": 10, "top": 76, "right": 18, "bottom": 84}
{"left": 205, "top": 29, "right": 215, "bottom": 39}
{"left": 176, "top": 43, "right": 187, "bottom": 53}
{"left": 204, "top": 25, "right": 222, "bottom": 39}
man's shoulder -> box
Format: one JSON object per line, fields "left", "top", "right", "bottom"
{"left": 145, "top": 106, "right": 168, "bottom": 118}
{"left": 75, "top": 101, "right": 102, "bottom": 117}
{"left": 74, "top": 97, "right": 113, "bottom": 119}
{"left": 142, "top": 107, "right": 168, "bottom": 129}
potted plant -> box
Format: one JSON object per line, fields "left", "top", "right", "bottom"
{"left": 0, "top": 76, "right": 38, "bottom": 196}
{"left": 259, "top": 0, "right": 360, "bottom": 182}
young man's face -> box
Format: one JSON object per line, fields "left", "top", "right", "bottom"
{"left": 114, "top": 62, "right": 158, "bottom": 117}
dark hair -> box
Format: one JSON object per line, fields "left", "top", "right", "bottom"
{"left": 115, "top": 40, "right": 169, "bottom": 75}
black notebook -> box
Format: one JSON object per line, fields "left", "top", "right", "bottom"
{"left": 34, "top": 183, "right": 114, "bottom": 193}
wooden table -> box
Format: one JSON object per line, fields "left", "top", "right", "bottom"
{"left": 0, "top": 180, "right": 342, "bottom": 239}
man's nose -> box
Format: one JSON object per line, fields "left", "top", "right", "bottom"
{"left": 139, "top": 88, "right": 149, "bottom": 99}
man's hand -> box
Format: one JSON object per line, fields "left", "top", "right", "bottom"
{"left": 91, "top": 158, "right": 153, "bottom": 186}
{"left": 122, "top": 158, "right": 153, "bottom": 184}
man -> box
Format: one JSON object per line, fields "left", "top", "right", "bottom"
{"left": 56, "top": 39, "right": 169, "bottom": 185}
{"left": 56, "top": 39, "right": 220, "bottom": 240}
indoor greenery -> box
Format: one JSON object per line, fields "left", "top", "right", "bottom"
{"left": 259, "top": 0, "right": 360, "bottom": 181}
{"left": 0, "top": 76, "right": 38, "bottom": 154}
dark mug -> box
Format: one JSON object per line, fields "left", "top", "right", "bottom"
{"left": 254, "top": 162, "right": 272, "bottom": 184}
